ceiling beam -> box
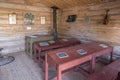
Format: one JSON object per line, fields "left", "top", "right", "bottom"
{"left": 25, "top": 0, "right": 40, "bottom": 5}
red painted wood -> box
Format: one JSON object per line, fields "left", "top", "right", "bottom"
{"left": 45, "top": 42, "right": 113, "bottom": 80}
{"left": 57, "top": 66, "right": 62, "bottom": 80}
{"left": 90, "top": 57, "right": 95, "bottom": 73}
{"left": 33, "top": 38, "right": 81, "bottom": 64}
{"left": 45, "top": 54, "right": 48, "bottom": 80}
{"left": 86, "top": 59, "right": 120, "bottom": 80}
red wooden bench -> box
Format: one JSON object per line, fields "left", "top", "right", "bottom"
{"left": 86, "top": 59, "right": 120, "bottom": 80}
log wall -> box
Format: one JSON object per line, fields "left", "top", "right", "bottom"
{"left": 0, "top": 2, "right": 53, "bottom": 54}
{"left": 58, "top": 1, "right": 120, "bottom": 56}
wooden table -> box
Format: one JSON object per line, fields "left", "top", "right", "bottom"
{"left": 45, "top": 42, "right": 113, "bottom": 80}
{"left": 33, "top": 38, "right": 81, "bottom": 64}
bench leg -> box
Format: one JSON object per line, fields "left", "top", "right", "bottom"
{"left": 110, "top": 51, "right": 113, "bottom": 62}
{"left": 33, "top": 46, "right": 37, "bottom": 62}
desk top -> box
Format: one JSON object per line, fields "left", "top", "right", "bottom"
{"left": 46, "top": 42, "right": 113, "bottom": 68}
{"left": 34, "top": 38, "right": 81, "bottom": 51}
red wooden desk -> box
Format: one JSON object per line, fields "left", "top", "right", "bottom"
{"left": 33, "top": 38, "right": 81, "bottom": 64}
{"left": 45, "top": 42, "right": 113, "bottom": 80}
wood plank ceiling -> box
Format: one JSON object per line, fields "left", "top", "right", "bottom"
{"left": 25, "top": 0, "right": 108, "bottom": 9}
{"left": 0, "top": 0, "right": 119, "bottom": 9}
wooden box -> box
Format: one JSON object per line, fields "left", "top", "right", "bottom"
{"left": 25, "top": 35, "right": 53, "bottom": 58}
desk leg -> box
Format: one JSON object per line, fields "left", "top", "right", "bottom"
{"left": 38, "top": 49, "right": 41, "bottom": 65}
{"left": 110, "top": 51, "right": 113, "bottom": 62}
{"left": 33, "top": 46, "right": 37, "bottom": 62}
{"left": 45, "top": 54, "right": 48, "bottom": 80}
{"left": 57, "top": 66, "right": 61, "bottom": 80}
{"left": 90, "top": 57, "right": 95, "bottom": 73}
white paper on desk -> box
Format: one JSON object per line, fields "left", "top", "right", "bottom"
{"left": 99, "top": 44, "right": 108, "bottom": 48}
{"left": 48, "top": 40, "right": 55, "bottom": 44}
{"left": 39, "top": 42, "right": 49, "bottom": 46}
{"left": 61, "top": 39, "right": 68, "bottom": 41}
{"left": 56, "top": 52, "right": 69, "bottom": 58}
{"left": 77, "top": 49, "right": 87, "bottom": 55}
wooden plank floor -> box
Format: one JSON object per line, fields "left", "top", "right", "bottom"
{"left": 0, "top": 51, "right": 97, "bottom": 80}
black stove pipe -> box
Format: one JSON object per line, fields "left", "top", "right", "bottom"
{"left": 51, "top": 6, "right": 59, "bottom": 40}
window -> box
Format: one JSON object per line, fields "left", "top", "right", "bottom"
{"left": 8, "top": 13, "right": 16, "bottom": 24}
{"left": 40, "top": 16, "right": 46, "bottom": 24}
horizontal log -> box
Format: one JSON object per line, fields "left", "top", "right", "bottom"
{"left": 0, "top": 2, "right": 51, "bottom": 12}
